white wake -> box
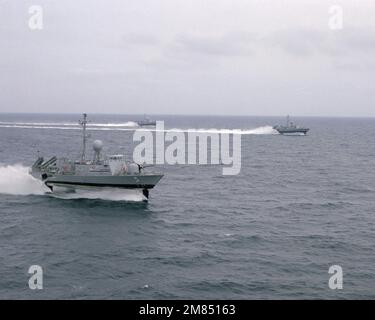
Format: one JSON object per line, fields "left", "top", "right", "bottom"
{"left": 0, "top": 121, "right": 139, "bottom": 128}
{"left": 150, "top": 125, "right": 278, "bottom": 135}
{"left": 0, "top": 122, "right": 278, "bottom": 135}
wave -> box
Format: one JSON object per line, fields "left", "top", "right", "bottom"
{"left": 0, "top": 122, "right": 278, "bottom": 135}
{"left": 0, "top": 164, "right": 49, "bottom": 195}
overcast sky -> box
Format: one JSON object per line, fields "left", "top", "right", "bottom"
{"left": 1, "top": 0, "right": 375, "bottom": 116}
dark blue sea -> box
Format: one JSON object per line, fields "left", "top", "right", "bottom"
{"left": 0, "top": 114, "right": 374, "bottom": 299}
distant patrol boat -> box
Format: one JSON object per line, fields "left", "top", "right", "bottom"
{"left": 273, "top": 115, "right": 309, "bottom": 135}
{"left": 136, "top": 114, "right": 156, "bottom": 127}
{"left": 30, "top": 114, "right": 163, "bottom": 200}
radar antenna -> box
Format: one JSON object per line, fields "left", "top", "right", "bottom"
{"left": 79, "top": 113, "right": 90, "bottom": 163}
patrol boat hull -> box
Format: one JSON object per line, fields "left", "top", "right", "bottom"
{"left": 44, "top": 174, "right": 163, "bottom": 190}
{"left": 273, "top": 127, "right": 309, "bottom": 135}
{"left": 273, "top": 115, "right": 310, "bottom": 135}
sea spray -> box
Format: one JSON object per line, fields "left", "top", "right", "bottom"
{"left": 0, "top": 164, "right": 48, "bottom": 195}
{"left": 241, "top": 126, "right": 279, "bottom": 135}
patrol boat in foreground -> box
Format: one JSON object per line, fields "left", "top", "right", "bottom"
{"left": 273, "top": 115, "right": 309, "bottom": 135}
{"left": 30, "top": 114, "right": 163, "bottom": 200}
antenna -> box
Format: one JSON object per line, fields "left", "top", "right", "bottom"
{"left": 79, "top": 113, "right": 89, "bottom": 163}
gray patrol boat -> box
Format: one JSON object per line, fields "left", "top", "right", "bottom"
{"left": 273, "top": 115, "right": 309, "bottom": 135}
{"left": 136, "top": 114, "right": 156, "bottom": 127}
{"left": 30, "top": 114, "right": 163, "bottom": 200}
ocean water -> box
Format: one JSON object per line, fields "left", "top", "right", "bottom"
{"left": 0, "top": 114, "right": 374, "bottom": 299}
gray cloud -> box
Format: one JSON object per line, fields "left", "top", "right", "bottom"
{"left": 264, "top": 27, "right": 375, "bottom": 58}
{"left": 171, "top": 32, "right": 256, "bottom": 57}
{"left": 127, "top": 26, "right": 375, "bottom": 62}
{"left": 122, "top": 33, "right": 160, "bottom": 47}
{"left": 264, "top": 28, "right": 325, "bottom": 56}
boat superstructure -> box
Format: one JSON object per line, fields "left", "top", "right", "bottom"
{"left": 30, "top": 114, "right": 163, "bottom": 200}
{"left": 273, "top": 115, "right": 309, "bottom": 135}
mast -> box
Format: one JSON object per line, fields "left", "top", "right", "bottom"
{"left": 286, "top": 115, "right": 290, "bottom": 127}
{"left": 79, "top": 113, "right": 89, "bottom": 163}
